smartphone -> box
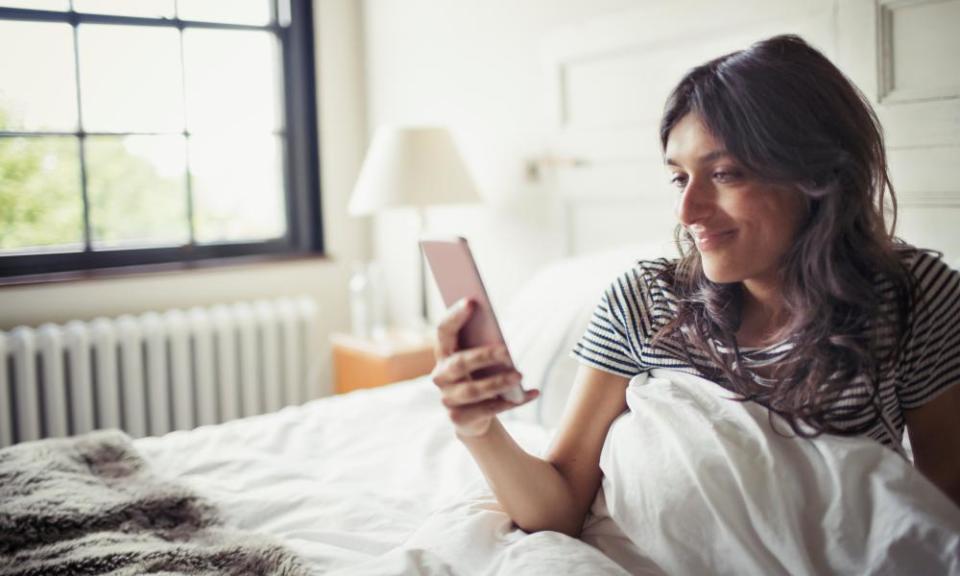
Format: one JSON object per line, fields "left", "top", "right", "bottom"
{"left": 419, "top": 236, "right": 524, "bottom": 403}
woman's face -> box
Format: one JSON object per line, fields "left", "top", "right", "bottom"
{"left": 664, "top": 113, "right": 807, "bottom": 287}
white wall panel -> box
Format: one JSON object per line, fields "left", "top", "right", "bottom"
{"left": 881, "top": 0, "right": 960, "bottom": 103}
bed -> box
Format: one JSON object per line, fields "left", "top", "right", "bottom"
{"left": 3, "top": 247, "right": 960, "bottom": 575}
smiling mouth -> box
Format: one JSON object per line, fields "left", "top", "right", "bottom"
{"left": 694, "top": 230, "right": 737, "bottom": 251}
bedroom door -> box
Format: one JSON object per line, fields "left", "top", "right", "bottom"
{"left": 541, "top": 0, "right": 960, "bottom": 262}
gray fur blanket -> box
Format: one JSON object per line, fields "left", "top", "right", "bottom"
{"left": 0, "top": 430, "right": 309, "bottom": 576}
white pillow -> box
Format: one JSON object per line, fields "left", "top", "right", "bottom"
{"left": 501, "top": 243, "right": 671, "bottom": 427}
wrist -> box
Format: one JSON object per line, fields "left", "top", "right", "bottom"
{"left": 455, "top": 416, "right": 497, "bottom": 441}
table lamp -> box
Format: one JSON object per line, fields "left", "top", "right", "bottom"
{"left": 349, "top": 126, "right": 481, "bottom": 328}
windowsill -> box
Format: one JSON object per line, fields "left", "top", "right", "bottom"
{"left": 0, "top": 252, "right": 333, "bottom": 289}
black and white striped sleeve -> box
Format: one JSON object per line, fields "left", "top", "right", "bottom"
{"left": 570, "top": 265, "right": 653, "bottom": 378}
{"left": 897, "top": 252, "right": 960, "bottom": 409}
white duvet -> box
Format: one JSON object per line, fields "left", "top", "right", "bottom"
{"left": 586, "top": 370, "right": 960, "bottom": 575}
{"left": 135, "top": 379, "right": 625, "bottom": 575}
{"left": 136, "top": 371, "right": 960, "bottom": 575}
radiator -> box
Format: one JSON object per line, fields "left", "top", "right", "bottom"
{"left": 0, "top": 297, "right": 320, "bottom": 448}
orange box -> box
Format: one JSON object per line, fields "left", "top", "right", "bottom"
{"left": 331, "top": 330, "right": 437, "bottom": 394}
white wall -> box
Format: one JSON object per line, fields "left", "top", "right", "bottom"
{"left": 362, "top": 0, "right": 639, "bottom": 328}
{"left": 362, "top": 0, "right": 960, "bottom": 329}
{"left": 0, "top": 0, "right": 370, "bottom": 395}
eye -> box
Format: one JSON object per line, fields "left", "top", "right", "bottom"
{"left": 712, "top": 169, "right": 742, "bottom": 183}
{"left": 669, "top": 173, "right": 688, "bottom": 189}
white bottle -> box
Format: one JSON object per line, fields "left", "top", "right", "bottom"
{"left": 366, "top": 261, "right": 388, "bottom": 340}
{"left": 349, "top": 262, "right": 371, "bottom": 338}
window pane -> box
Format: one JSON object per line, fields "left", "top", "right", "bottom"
{"left": 0, "top": 21, "right": 77, "bottom": 131}
{"left": 78, "top": 25, "right": 183, "bottom": 133}
{"left": 0, "top": 136, "right": 83, "bottom": 253}
{"left": 0, "top": 0, "right": 69, "bottom": 10}
{"left": 86, "top": 135, "right": 189, "bottom": 248}
{"left": 177, "top": 0, "right": 272, "bottom": 25}
{"left": 183, "top": 29, "right": 282, "bottom": 134}
{"left": 191, "top": 135, "right": 285, "bottom": 243}
{"left": 74, "top": 0, "right": 175, "bottom": 19}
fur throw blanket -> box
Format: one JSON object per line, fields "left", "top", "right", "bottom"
{"left": 0, "top": 430, "right": 308, "bottom": 576}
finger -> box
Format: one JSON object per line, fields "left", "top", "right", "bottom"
{"left": 434, "top": 298, "right": 474, "bottom": 359}
{"left": 440, "top": 371, "right": 523, "bottom": 407}
{"left": 447, "top": 389, "right": 540, "bottom": 425}
{"left": 432, "top": 346, "right": 511, "bottom": 386}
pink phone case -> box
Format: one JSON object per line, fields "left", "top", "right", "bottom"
{"left": 419, "top": 236, "right": 525, "bottom": 403}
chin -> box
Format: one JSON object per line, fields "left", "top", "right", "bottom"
{"left": 699, "top": 256, "right": 742, "bottom": 284}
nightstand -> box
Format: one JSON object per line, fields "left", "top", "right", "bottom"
{"left": 331, "top": 329, "right": 437, "bottom": 394}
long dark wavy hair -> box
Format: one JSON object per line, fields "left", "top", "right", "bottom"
{"left": 655, "top": 35, "right": 915, "bottom": 438}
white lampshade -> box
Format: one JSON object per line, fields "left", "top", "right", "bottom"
{"left": 348, "top": 126, "right": 481, "bottom": 216}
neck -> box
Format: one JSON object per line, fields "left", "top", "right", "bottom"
{"left": 738, "top": 277, "right": 789, "bottom": 346}
{"left": 742, "top": 277, "right": 784, "bottom": 315}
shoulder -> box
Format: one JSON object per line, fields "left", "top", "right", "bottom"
{"left": 598, "top": 258, "right": 681, "bottom": 333}
{"left": 892, "top": 244, "right": 960, "bottom": 409}
{"left": 894, "top": 244, "right": 960, "bottom": 306}
{"left": 605, "top": 257, "right": 679, "bottom": 302}
{"left": 618, "top": 257, "right": 679, "bottom": 289}
{"left": 893, "top": 241, "right": 954, "bottom": 273}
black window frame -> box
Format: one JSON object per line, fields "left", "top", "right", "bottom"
{"left": 0, "top": 0, "right": 323, "bottom": 282}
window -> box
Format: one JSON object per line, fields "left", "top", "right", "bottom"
{"left": 0, "top": 0, "right": 322, "bottom": 281}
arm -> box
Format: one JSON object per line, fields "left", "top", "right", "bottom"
{"left": 904, "top": 383, "right": 960, "bottom": 508}
{"left": 458, "top": 365, "right": 628, "bottom": 536}
{"left": 432, "top": 299, "right": 629, "bottom": 537}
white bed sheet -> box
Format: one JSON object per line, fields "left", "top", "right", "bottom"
{"left": 134, "top": 379, "right": 630, "bottom": 575}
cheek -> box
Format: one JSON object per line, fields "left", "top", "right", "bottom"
{"left": 778, "top": 191, "right": 807, "bottom": 231}
{"left": 756, "top": 192, "right": 806, "bottom": 252}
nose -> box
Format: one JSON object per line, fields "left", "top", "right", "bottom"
{"left": 676, "top": 175, "right": 715, "bottom": 226}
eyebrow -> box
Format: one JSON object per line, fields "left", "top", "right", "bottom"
{"left": 664, "top": 149, "right": 731, "bottom": 167}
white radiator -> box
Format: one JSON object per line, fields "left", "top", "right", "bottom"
{"left": 0, "top": 297, "right": 320, "bottom": 448}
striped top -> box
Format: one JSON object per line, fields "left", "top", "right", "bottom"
{"left": 571, "top": 247, "right": 960, "bottom": 449}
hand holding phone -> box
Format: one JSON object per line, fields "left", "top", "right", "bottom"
{"left": 420, "top": 236, "right": 525, "bottom": 404}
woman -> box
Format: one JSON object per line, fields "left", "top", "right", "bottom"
{"left": 429, "top": 35, "right": 960, "bottom": 537}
